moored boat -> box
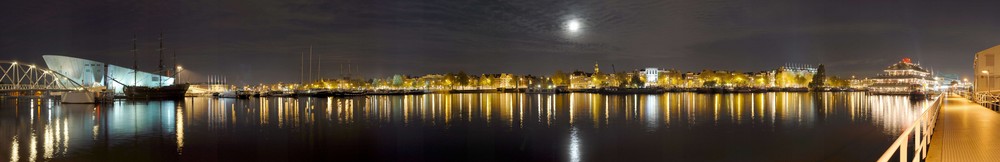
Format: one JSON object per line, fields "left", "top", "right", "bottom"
{"left": 124, "top": 83, "right": 190, "bottom": 99}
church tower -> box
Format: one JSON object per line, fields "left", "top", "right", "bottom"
{"left": 594, "top": 61, "right": 600, "bottom": 74}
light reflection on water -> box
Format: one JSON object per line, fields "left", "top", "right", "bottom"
{"left": 0, "top": 92, "right": 929, "bottom": 161}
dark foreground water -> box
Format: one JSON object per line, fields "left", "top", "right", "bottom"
{"left": 0, "top": 92, "right": 930, "bottom": 161}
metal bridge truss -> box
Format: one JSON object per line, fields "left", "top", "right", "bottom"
{"left": 0, "top": 61, "right": 83, "bottom": 92}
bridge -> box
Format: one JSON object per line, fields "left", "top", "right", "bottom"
{"left": 0, "top": 61, "right": 83, "bottom": 96}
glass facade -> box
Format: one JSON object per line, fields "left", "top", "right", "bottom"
{"left": 42, "top": 55, "right": 174, "bottom": 93}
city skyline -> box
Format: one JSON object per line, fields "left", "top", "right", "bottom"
{"left": 2, "top": 1, "right": 999, "bottom": 161}
{"left": 3, "top": 1, "right": 1000, "bottom": 83}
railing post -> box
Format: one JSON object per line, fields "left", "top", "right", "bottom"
{"left": 914, "top": 119, "right": 920, "bottom": 160}
{"left": 923, "top": 114, "right": 929, "bottom": 159}
{"left": 914, "top": 122, "right": 920, "bottom": 162}
{"left": 901, "top": 134, "right": 908, "bottom": 162}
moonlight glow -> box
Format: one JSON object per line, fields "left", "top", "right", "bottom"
{"left": 566, "top": 19, "right": 581, "bottom": 33}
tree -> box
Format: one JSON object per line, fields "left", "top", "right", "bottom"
{"left": 795, "top": 75, "right": 811, "bottom": 87}
{"left": 479, "top": 75, "right": 493, "bottom": 88}
{"left": 551, "top": 70, "right": 569, "bottom": 86}
{"left": 827, "top": 76, "right": 849, "bottom": 88}
{"left": 443, "top": 73, "right": 457, "bottom": 89}
{"left": 699, "top": 70, "right": 718, "bottom": 84}
{"left": 776, "top": 70, "right": 794, "bottom": 87}
{"left": 591, "top": 73, "right": 605, "bottom": 88}
{"left": 456, "top": 71, "right": 470, "bottom": 88}
{"left": 808, "top": 64, "right": 827, "bottom": 88}
{"left": 657, "top": 72, "right": 669, "bottom": 87}
{"left": 611, "top": 72, "right": 629, "bottom": 87}
{"left": 665, "top": 70, "right": 683, "bottom": 87}
{"left": 630, "top": 73, "right": 643, "bottom": 88}
{"left": 392, "top": 75, "right": 404, "bottom": 88}
{"left": 731, "top": 72, "right": 749, "bottom": 87}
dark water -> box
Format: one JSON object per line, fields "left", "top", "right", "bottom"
{"left": 0, "top": 92, "right": 931, "bottom": 161}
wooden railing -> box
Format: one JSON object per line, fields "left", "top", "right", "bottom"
{"left": 876, "top": 94, "right": 944, "bottom": 162}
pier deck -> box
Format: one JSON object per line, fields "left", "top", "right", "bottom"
{"left": 927, "top": 95, "right": 1000, "bottom": 161}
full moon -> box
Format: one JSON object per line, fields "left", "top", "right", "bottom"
{"left": 566, "top": 19, "right": 581, "bottom": 33}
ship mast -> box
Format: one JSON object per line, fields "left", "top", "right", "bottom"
{"left": 173, "top": 50, "right": 178, "bottom": 83}
{"left": 132, "top": 34, "right": 138, "bottom": 87}
{"left": 300, "top": 52, "right": 304, "bottom": 85}
{"left": 318, "top": 55, "right": 322, "bottom": 81}
{"left": 308, "top": 45, "right": 313, "bottom": 83}
{"left": 158, "top": 33, "right": 165, "bottom": 87}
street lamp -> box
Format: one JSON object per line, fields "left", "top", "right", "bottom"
{"left": 176, "top": 66, "right": 184, "bottom": 83}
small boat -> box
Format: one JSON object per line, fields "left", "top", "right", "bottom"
{"left": 61, "top": 91, "right": 95, "bottom": 103}
{"left": 218, "top": 91, "right": 238, "bottom": 98}
{"left": 217, "top": 90, "right": 252, "bottom": 99}
{"left": 525, "top": 88, "right": 556, "bottom": 94}
{"left": 910, "top": 90, "right": 927, "bottom": 100}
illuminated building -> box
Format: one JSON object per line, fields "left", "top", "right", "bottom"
{"left": 868, "top": 58, "right": 937, "bottom": 94}
{"left": 569, "top": 70, "right": 595, "bottom": 89}
{"left": 639, "top": 68, "right": 660, "bottom": 87}
{"left": 569, "top": 62, "right": 601, "bottom": 89}
{"left": 42, "top": 55, "right": 175, "bottom": 93}
{"left": 974, "top": 44, "right": 1000, "bottom": 93}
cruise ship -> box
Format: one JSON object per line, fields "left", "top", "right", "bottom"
{"left": 868, "top": 58, "right": 939, "bottom": 95}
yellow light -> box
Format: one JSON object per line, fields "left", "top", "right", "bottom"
{"left": 983, "top": 70, "right": 990, "bottom": 74}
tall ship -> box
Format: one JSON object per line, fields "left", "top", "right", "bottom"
{"left": 868, "top": 58, "right": 938, "bottom": 95}
{"left": 124, "top": 83, "right": 189, "bottom": 99}
{"left": 124, "top": 33, "right": 189, "bottom": 99}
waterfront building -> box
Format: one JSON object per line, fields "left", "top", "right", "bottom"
{"left": 42, "top": 55, "right": 175, "bottom": 93}
{"left": 750, "top": 71, "right": 777, "bottom": 87}
{"left": 774, "top": 64, "right": 817, "bottom": 88}
{"left": 569, "top": 70, "right": 595, "bottom": 89}
{"left": 780, "top": 63, "right": 818, "bottom": 76}
{"left": 868, "top": 58, "right": 938, "bottom": 94}
{"left": 419, "top": 74, "right": 446, "bottom": 89}
{"left": 974, "top": 44, "right": 1000, "bottom": 93}
{"left": 569, "top": 62, "right": 602, "bottom": 89}
{"left": 682, "top": 72, "right": 700, "bottom": 87}
{"left": 639, "top": 67, "right": 660, "bottom": 87}
{"left": 848, "top": 76, "right": 870, "bottom": 89}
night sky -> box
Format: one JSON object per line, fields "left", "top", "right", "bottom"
{"left": 3, "top": 0, "right": 1000, "bottom": 84}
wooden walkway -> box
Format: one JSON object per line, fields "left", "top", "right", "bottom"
{"left": 926, "top": 95, "right": 1000, "bottom": 161}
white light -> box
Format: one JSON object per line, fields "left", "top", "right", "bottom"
{"left": 569, "top": 127, "right": 581, "bottom": 162}
{"left": 566, "top": 19, "right": 581, "bottom": 33}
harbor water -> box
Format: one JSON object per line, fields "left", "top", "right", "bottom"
{"left": 0, "top": 92, "right": 931, "bottom": 161}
